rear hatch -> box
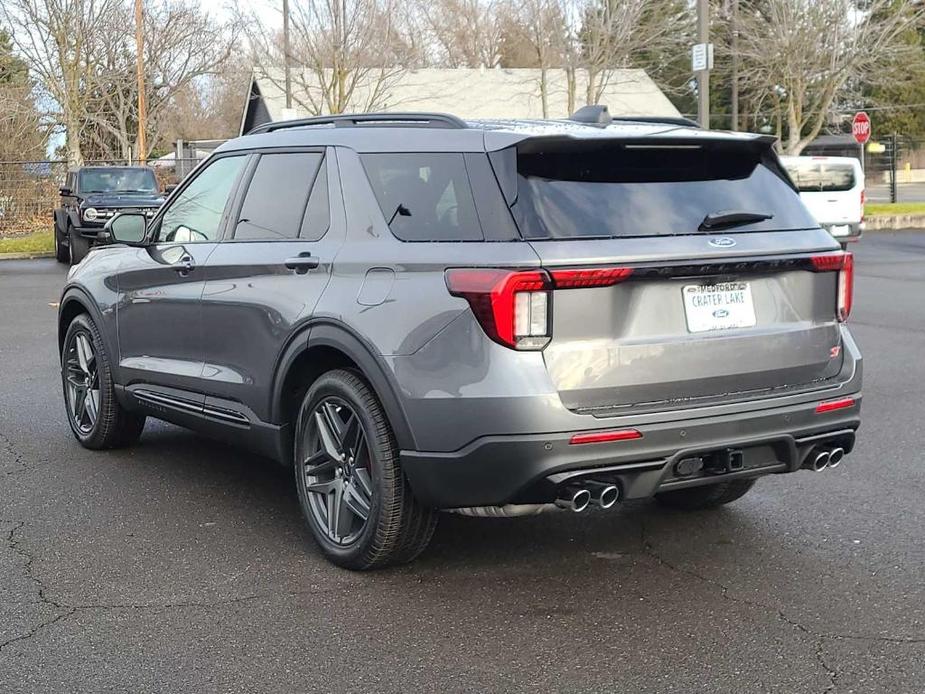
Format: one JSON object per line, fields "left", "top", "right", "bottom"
{"left": 490, "top": 135, "right": 849, "bottom": 415}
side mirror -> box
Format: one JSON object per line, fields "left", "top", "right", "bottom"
{"left": 104, "top": 212, "right": 148, "bottom": 245}
{"left": 59, "top": 186, "right": 72, "bottom": 197}
{"left": 164, "top": 183, "right": 178, "bottom": 195}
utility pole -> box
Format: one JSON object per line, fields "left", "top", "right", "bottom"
{"left": 696, "top": 0, "right": 710, "bottom": 130}
{"left": 134, "top": 0, "right": 147, "bottom": 164}
{"left": 730, "top": 0, "right": 739, "bottom": 131}
{"left": 283, "top": 0, "right": 292, "bottom": 110}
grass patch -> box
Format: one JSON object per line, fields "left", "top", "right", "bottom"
{"left": 0, "top": 229, "right": 54, "bottom": 255}
{"left": 866, "top": 202, "right": 925, "bottom": 217}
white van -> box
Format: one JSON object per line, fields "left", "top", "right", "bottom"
{"left": 780, "top": 155, "right": 864, "bottom": 243}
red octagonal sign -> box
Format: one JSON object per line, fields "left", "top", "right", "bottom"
{"left": 852, "top": 112, "right": 871, "bottom": 144}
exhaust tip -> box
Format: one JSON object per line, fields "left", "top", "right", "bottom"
{"left": 597, "top": 485, "right": 620, "bottom": 509}
{"left": 828, "top": 447, "right": 845, "bottom": 468}
{"left": 811, "top": 450, "right": 830, "bottom": 472}
{"left": 555, "top": 487, "right": 592, "bottom": 513}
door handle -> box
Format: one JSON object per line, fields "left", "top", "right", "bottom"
{"left": 284, "top": 252, "right": 320, "bottom": 275}
{"left": 173, "top": 255, "right": 195, "bottom": 276}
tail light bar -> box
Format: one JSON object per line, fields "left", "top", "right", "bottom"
{"left": 810, "top": 252, "right": 853, "bottom": 322}
{"left": 446, "top": 266, "right": 633, "bottom": 350}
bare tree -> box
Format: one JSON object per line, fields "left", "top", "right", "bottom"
{"left": 737, "top": 0, "right": 925, "bottom": 154}
{"left": 579, "top": 0, "right": 690, "bottom": 105}
{"left": 88, "top": 0, "right": 234, "bottom": 159}
{"left": 0, "top": 0, "right": 125, "bottom": 165}
{"left": 241, "top": 0, "right": 420, "bottom": 115}
{"left": 498, "top": 0, "right": 569, "bottom": 116}
{"left": 417, "top": 0, "right": 507, "bottom": 68}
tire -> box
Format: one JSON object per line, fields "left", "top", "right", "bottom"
{"left": 61, "top": 313, "right": 145, "bottom": 449}
{"left": 294, "top": 369, "right": 437, "bottom": 570}
{"left": 68, "top": 225, "right": 89, "bottom": 265}
{"left": 54, "top": 222, "right": 69, "bottom": 263}
{"left": 655, "top": 478, "right": 757, "bottom": 511}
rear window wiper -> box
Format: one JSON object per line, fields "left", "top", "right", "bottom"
{"left": 699, "top": 210, "right": 774, "bottom": 231}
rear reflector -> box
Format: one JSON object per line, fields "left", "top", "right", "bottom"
{"left": 569, "top": 428, "right": 643, "bottom": 445}
{"left": 815, "top": 397, "right": 856, "bottom": 414}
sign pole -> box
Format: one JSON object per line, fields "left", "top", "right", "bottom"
{"left": 134, "top": 0, "right": 146, "bottom": 165}
{"left": 696, "top": 0, "right": 710, "bottom": 129}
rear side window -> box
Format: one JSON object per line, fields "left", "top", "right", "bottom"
{"left": 361, "top": 153, "right": 483, "bottom": 241}
{"left": 235, "top": 152, "right": 326, "bottom": 240}
{"left": 783, "top": 159, "right": 857, "bottom": 192}
{"left": 496, "top": 142, "right": 817, "bottom": 239}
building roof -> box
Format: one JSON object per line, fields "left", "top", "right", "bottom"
{"left": 240, "top": 67, "right": 681, "bottom": 135}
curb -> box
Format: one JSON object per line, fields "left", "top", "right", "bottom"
{"left": 0, "top": 251, "right": 55, "bottom": 261}
{"left": 864, "top": 214, "right": 925, "bottom": 232}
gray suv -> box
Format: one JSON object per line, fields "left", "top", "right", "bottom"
{"left": 58, "top": 110, "right": 862, "bottom": 570}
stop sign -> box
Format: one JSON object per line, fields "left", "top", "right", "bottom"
{"left": 852, "top": 112, "right": 871, "bottom": 144}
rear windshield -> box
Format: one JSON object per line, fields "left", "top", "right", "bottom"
{"left": 78, "top": 167, "right": 158, "bottom": 194}
{"left": 783, "top": 159, "right": 857, "bottom": 192}
{"left": 497, "top": 141, "right": 816, "bottom": 239}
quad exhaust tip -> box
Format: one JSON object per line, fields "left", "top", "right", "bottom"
{"left": 586, "top": 481, "right": 620, "bottom": 509}
{"left": 811, "top": 450, "right": 831, "bottom": 472}
{"left": 555, "top": 486, "right": 592, "bottom": 513}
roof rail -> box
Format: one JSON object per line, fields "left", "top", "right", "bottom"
{"left": 247, "top": 112, "right": 468, "bottom": 135}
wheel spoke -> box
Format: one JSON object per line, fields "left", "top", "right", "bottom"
{"left": 326, "top": 479, "right": 347, "bottom": 540}
{"left": 75, "top": 334, "right": 93, "bottom": 375}
{"left": 306, "top": 479, "right": 337, "bottom": 495}
{"left": 342, "top": 413, "right": 361, "bottom": 458}
{"left": 73, "top": 386, "right": 87, "bottom": 423}
{"left": 84, "top": 389, "right": 100, "bottom": 425}
{"left": 303, "top": 449, "right": 337, "bottom": 476}
{"left": 314, "top": 410, "right": 343, "bottom": 462}
{"left": 353, "top": 467, "right": 373, "bottom": 499}
{"left": 344, "top": 478, "right": 371, "bottom": 521}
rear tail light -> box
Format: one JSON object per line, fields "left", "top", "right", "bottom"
{"left": 446, "top": 266, "right": 634, "bottom": 350}
{"left": 445, "top": 269, "right": 551, "bottom": 350}
{"left": 810, "top": 252, "right": 853, "bottom": 322}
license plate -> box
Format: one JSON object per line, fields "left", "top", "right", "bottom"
{"left": 829, "top": 224, "right": 851, "bottom": 237}
{"left": 682, "top": 282, "right": 756, "bottom": 333}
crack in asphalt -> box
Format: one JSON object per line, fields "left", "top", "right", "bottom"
{"left": 637, "top": 518, "right": 925, "bottom": 693}
{"left": 1, "top": 519, "right": 345, "bottom": 653}
{"left": 0, "top": 429, "right": 27, "bottom": 477}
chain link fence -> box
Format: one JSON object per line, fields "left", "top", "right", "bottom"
{"left": 0, "top": 141, "right": 219, "bottom": 238}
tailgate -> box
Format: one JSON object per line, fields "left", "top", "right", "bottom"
{"left": 532, "top": 235, "right": 845, "bottom": 414}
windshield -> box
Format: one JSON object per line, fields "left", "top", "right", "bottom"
{"left": 495, "top": 141, "right": 816, "bottom": 239}
{"left": 783, "top": 159, "right": 857, "bottom": 192}
{"left": 78, "top": 168, "right": 158, "bottom": 194}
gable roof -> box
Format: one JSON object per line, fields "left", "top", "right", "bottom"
{"left": 240, "top": 67, "right": 681, "bottom": 135}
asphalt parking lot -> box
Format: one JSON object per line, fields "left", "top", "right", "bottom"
{"left": 2, "top": 232, "right": 924, "bottom": 693}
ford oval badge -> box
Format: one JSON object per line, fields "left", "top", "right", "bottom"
{"left": 708, "top": 237, "right": 736, "bottom": 248}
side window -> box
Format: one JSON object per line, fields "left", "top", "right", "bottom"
{"left": 234, "top": 152, "right": 326, "bottom": 241}
{"left": 157, "top": 155, "right": 245, "bottom": 243}
{"left": 360, "top": 153, "right": 483, "bottom": 241}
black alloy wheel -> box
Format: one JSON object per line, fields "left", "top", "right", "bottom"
{"left": 294, "top": 369, "right": 437, "bottom": 570}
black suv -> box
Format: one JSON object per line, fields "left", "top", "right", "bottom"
{"left": 54, "top": 166, "right": 167, "bottom": 264}
{"left": 58, "top": 111, "right": 861, "bottom": 570}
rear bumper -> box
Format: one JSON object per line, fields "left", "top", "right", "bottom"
{"left": 824, "top": 222, "right": 863, "bottom": 241}
{"left": 401, "top": 395, "right": 861, "bottom": 508}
